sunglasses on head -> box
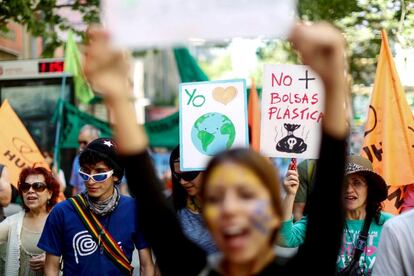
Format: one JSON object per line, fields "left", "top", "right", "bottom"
{"left": 173, "top": 171, "right": 200, "bottom": 182}
{"left": 20, "top": 182, "right": 47, "bottom": 193}
{"left": 78, "top": 170, "right": 114, "bottom": 183}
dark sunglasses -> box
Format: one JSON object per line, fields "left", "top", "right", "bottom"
{"left": 20, "top": 182, "right": 47, "bottom": 193}
{"left": 172, "top": 171, "right": 200, "bottom": 182}
{"left": 78, "top": 140, "right": 88, "bottom": 146}
{"left": 79, "top": 169, "right": 114, "bottom": 183}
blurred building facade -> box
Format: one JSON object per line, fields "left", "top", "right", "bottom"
{"left": 0, "top": 22, "right": 42, "bottom": 61}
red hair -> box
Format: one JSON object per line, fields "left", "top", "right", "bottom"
{"left": 18, "top": 166, "right": 60, "bottom": 212}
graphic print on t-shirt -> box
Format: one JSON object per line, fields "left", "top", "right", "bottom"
{"left": 72, "top": 230, "right": 124, "bottom": 264}
{"left": 338, "top": 228, "right": 379, "bottom": 274}
{"left": 73, "top": 231, "right": 98, "bottom": 263}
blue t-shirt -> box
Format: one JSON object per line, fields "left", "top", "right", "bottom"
{"left": 38, "top": 195, "right": 148, "bottom": 275}
{"left": 177, "top": 208, "right": 218, "bottom": 255}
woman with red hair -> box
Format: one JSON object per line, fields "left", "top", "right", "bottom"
{"left": 0, "top": 166, "right": 60, "bottom": 276}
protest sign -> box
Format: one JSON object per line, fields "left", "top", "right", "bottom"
{"left": 260, "top": 64, "right": 324, "bottom": 159}
{"left": 101, "top": 0, "right": 296, "bottom": 49}
{"left": 0, "top": 100, "right": 48, "bottom": 186}
{"left": 180, "top": 79, "right": 248, "bottom": 171}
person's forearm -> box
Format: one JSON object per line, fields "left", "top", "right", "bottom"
{"left": 140, "top": 263, "right": 155, "bottom": 276}
{"left": 44, "top": 254, "right": 61, "bottom": 276}
{"left": 322, "top": 75, "right": 348, "bottom": 139}
{"left": 293, "top": 202, "right": 305, "bottom": 221}
{"left": 105, "top": 89, "right": 148, "bottom": 154}
{"left": 44, "top": 267, "right": 59, "bottom": 276}
{"left": 282, "top": 194, "right": 296, "bottom": 221}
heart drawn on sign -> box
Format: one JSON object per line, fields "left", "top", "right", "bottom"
{"left": 212, "top": 86, "right": 238, "bottom": 105}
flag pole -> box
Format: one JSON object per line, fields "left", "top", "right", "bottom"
{"left": 53, "top": 74, "right": 67, "bottom": 170}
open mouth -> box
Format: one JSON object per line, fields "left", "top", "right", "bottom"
{"left": 26, "top": 195, "right": 38, "bottom": 201}
{"left": 345, "top": 195, "right": 357, "bottom": 201}
{"left": 222, "top": 226, "right": 250, "bottom": 249}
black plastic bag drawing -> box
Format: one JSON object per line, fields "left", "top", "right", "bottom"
{"left": 276, "top": 123, "right": 307, "bottom": 153}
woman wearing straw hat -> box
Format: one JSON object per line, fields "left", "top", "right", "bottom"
{"left": 280, "top": 155, "right": 393, "bottom": 275}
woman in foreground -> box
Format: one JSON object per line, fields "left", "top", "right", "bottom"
{"left": 84, "top": 22, "right": 349, "bottom": 275}
{"left": 0, "top": 166, "right": 60, "bottom": 275}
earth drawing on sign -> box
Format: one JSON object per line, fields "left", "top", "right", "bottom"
{"left": 191, "top": 112, "right": 236, "bottom": 156}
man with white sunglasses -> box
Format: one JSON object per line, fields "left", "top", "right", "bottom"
{"left": 38, "top": 138, "right": 155, "bottom": 275}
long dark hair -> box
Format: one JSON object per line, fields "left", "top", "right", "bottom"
{"left": 200, "top": 148, "right": 283, "bottom": 243}
{"left": 365, "top": 175, "right": 383, "bottom": 225}
{"left": 169, "top": 146, "right": 188, "bottom": 211}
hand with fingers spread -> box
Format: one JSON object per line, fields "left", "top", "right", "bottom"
{"left": 83, "top": 26, "right": 133, "bottom": 102}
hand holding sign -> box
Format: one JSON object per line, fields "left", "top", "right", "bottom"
{"left": 289, "top": 22, "right": 346, "bottom": 91}
{"left": 102, "top": 0, "right": 296, "bottom": 49}
{"left": 289, "top": 22, "right": 348, "bottom": 139}
{"left": 84, "top": 26, "right": 133, "bottom": 101}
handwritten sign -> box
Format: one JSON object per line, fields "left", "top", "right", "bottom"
{"left": 260, "top": 64, "right": 324, "bottom": 159}
{"left": 180, "top": 79, "right": 248, "bottom": 171}
{"left": 101, "top": 0, "right": 296, "bottom": 49}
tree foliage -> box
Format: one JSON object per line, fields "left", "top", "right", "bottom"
{"left": 257, "top": 0, "right": 414, "bottom": 85}
{"left": 0, "top": 0, "right": 100, "bottom": 57}
{"left": 1, "top": 0, "right": 413, "bottom": 86}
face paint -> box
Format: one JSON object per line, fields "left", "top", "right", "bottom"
{"left": 250, "top": 200, "right": 274, "bottom": 235}
{"left": 203, "top": 162, "right": 280, "bottom": 264}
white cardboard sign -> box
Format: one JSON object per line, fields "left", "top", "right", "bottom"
{"left": 101, "top": 0, "right": 296, "bottom": 49}
{"left": 179, "top": 79, "right": 248, "bottom": 171}
{"left": 260, "top": 64, "right": 325, "bottom": 159}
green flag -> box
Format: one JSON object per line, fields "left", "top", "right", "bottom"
{"left": 54, "top": 100, "right": 179, "bottom": 149}
{"left": 173, "top": 48, "right": 209, "bottom": 82}
{"left": 57, "top": 48, "right": 209, "bottom": 149}
{"left": 53, "top": 100, "right": 112, "bottom": 148}
{"left": 64, "top": 31, "right": 94, "bottom": 104}
{"left": 144, "top": 112, "right": 179, "bottom": 148}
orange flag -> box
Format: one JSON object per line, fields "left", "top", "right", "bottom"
{"left": 361, "top": 30, "right": 414, "bottom": 214}
{"left": 0, "top": 100, "right": 48, "bottom": 187}
{"left": 248, "top": 78, "right": 261, "bottom": 151}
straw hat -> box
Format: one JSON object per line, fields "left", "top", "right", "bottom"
{"left": 345, "top": 155, "right": 388, "bottom": 202}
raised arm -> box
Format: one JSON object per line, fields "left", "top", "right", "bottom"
{"left": 290, "top": 23, "right": 348, "bottom": 139}
{"left": 282, "top": 169, "right": 300, "bottom": 222}
{"left": 288, "top": 23, "right": 348, "bottom": 273}
{"left": 84, "top": 26, "right": 206, "bottom": 276}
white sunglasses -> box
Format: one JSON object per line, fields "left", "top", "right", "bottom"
{"left": 78, "top": 169, "right": 114, "bottom": 183}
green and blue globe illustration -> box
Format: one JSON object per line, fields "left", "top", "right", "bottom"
{"left": 191, "top": 112, "right": 236, "bottom": 156}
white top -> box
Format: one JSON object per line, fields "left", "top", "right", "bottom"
{"left": 0, "top": 211, "right": 25, "bottom": 276}
{"left": 372, "top": 209, "right": 414, "bottom": 276}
